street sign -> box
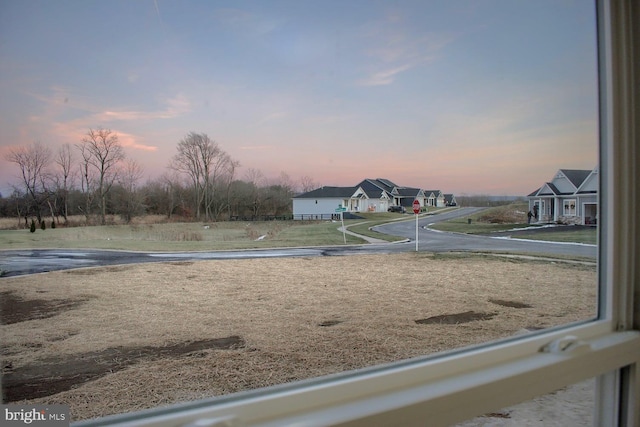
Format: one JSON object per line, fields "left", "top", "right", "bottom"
{"left": 412, "top": 200, "right": 420, "bottom": 214}
{"left": 335, "top": 207, "right": 347, "bottom": 212}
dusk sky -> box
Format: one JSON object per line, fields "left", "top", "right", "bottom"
{"left": 0, "top": 0, "right": 599, "bottom": 196}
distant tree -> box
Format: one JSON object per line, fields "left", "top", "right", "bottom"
{"left": 77, "top": 143, "right": 97, "bottom": 223}
{"left": 114, "top": 159, "right": 145, "bottom": 223}
{"left": 299, "top": 175, "right": 319, "bottom": 193}
{"left": 77, "top": 128, "right": 125, "bottom": 225}
{"left": 54, "top": 144, "right": 74, "bottom": 224}
{"left": 143, "top": 172, "right": 184, "bottom": 218}
{"left": 4, "top": 141, "right": 52, "bottom": 225}
{"left": 169, "top": 132, "right": 238, "bottom": 220}
{"left": 30, "top": 219, "right": 36, "bottom": 233}
{"left": 211, "top": 152, "right": 239, "bottom": 220}
{"left": 262, "top": 172, "right": 295, "bottom": 216}
{"left": 243, "top": 168, "right": 265, "bottom": 218}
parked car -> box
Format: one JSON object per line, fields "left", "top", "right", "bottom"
{"left": 388, "top": 205, "right": 406, "bottom": 213}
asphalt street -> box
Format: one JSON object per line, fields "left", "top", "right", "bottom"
{"left": 0, "top": 207, "right": 596, "bottom": 277}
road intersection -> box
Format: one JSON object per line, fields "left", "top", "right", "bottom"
{"left": 0, "top": 207, "right": 596, "bottom": 277}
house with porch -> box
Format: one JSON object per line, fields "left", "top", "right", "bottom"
{"left": 292, "top": 178, "right": 442, "bottom": 220}
{"left": 527, "top": 167, "right": 598, "bottom": 225}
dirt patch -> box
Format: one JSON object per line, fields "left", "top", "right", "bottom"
{"left": 489, "top": 299, "right": 533, "bottom": 309}
{"left": 2, "top": 336, "right": 244, "bottom": 402}
{"left": 415, "top": 311, "right": 496, "bottom": 325}
{"left": 0, "top": 292, "right": 87, "bottom": 325}
{"left": 483, "top": 412, "right": 511, "bottom": 419}
{"left": 318, "top": 320, "right": 343, "bottom": 327}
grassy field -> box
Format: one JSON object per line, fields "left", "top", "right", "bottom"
{"left": 0, "top": 216, "right": 369, "bottom": 251}
{"left": 0, "top": 211, "right": 450, "bottom": 250}
{"left": 513, "top": 229, "right": 598, "bottom": 245}
{"left": 428, "top": 204, "right": 597, "bottom": 245}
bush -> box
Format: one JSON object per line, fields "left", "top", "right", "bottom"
{"left": 40, "top": 220, "right": 46, "bottom": 231}
{"left": 30, "top": 219, "right": 36, "bottom": 233}
{"left": 51, "top": 220, "right": 56, "bottom": 229}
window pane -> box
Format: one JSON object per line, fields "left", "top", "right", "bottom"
{"left": 455, "top": 378, "right": 595, "bottom": 427}
{"left": 0, "top": 0, "right": 600, "bottom": 422}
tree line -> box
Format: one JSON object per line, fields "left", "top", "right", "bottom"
{"left": 2, "top": 129, "right": 319, "bottom": 227}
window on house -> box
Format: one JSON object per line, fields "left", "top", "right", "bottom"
{"left": 564, "top": 199, "right": 577, "bottom": 216}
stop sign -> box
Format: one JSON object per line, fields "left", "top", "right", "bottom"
{"left": 412, "top": 200, "right": 420, "bottom": 214}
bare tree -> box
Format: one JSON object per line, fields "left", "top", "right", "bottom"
{"left": 170, "top": 132, "right": 237, "bottom": 220}
{"left": 115, "top": 159, "right": 145, "bottom": 223}
{"left": 77, "top": 142, "right": 97, "bottom": 223}
{"left": 244, "top": 168, "right": 265, "bottom": 218}
{"left": 54, "top": 144, "right": 74, "bottom": 224}
{"left": 77, "top": 128, "right": 125, "bottom": 225}
{"left": 299, "top": 175, "right": 319, "bottom": 193}
{"left": 4, "top": 141, "right": 52, "bottom": 225}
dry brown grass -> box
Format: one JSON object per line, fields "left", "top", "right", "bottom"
{"left": 0, "top": 253, "right": 596, "bottom": 421}
{"left": 0, "top": 215, "right": 186, "bottom": 230}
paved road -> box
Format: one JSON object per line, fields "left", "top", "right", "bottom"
{"left": 0, "top": 207, "right": 596, "bottom": 277}
{"left": 374, "top": 207, "right": 597, "bottom": 258}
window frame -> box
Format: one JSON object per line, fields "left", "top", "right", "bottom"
{"left": 76, "top": 1, "right": 639, "bottom": 426}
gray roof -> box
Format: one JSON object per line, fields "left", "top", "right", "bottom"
{"left": 395, "top": 187, "right": 422, "bottom": 197}
{"left": 293, "top": 186, "right": 356, "bottom": 199}
{"left": 356, "top": 179, "right": 394, "bottom": 199}
{"left": 560, "top": 169, "right": 592, "bottom": 189}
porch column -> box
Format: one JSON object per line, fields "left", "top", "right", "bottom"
{"left": 538, "top": 198, "right": 542, "bottom": 221}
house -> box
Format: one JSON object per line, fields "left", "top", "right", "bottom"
{"left": 423, "top": 190, "right": 446, "bottom": 207}
{"left": 527, "top": 167, "right": 598, "bottom": 225}
{"left": 354, "top": 178, "right": 428, "bottom": 211}
{"left": 444, "top": 194, "right": 457, "bottom": 206}
{"left": 292, "top": 178, "right": 448, "bottom": 219}
{"left": 291, "top": 186, "right": 357, "bottom": 220}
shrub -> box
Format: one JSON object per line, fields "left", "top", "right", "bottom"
{"left": 30, "top": 219, "right": 36, "bottom": 233}
{"left": 51, "top": 220, "right": 56, "bottom": 229}
{"left": 40, "top": 220, "right": 46, "bottom": 231}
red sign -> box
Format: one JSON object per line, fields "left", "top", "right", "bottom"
{"left": 412, "top": 200, "right": 420, "bottom": 214}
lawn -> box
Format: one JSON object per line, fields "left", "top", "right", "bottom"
{"left": 427, "top": 204, "right": 597, "bottom": 245}
{"left": 0, "top": 217, "right": 368, "bottom": 251}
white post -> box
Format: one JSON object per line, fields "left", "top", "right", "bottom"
{"left": 415, "top": 212, "right": 419, "bottom": 251}
{"left": 341, "top": 211, "right": 346, "bottom": 244}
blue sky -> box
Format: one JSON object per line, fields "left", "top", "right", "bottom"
{"left": 0, "top": 0, "right": 599, "bottom": 196}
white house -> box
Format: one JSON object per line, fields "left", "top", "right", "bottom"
{"left": 292, "top": 186, "right": 357, "bottom": 220}
{"left": 292, "top": 178, "right": 449, "bottom": 219}
{"left": 527, "top": 167, "right": 598, "bottom": 225}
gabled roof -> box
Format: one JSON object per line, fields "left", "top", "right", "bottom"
{"left": 293, "top": 186, "right": 356, "bottom": 199}
{"left": 444, "top": 194, "right": 456, "bottom": 203}
{"left": 395, "top": 187, "right": 423, "bottom": 197}
{"left": 559, "top": 169, "right": 592, "bottom": 189}
{"left": 575, "top": 167, "right": 598, "bottom": 194}
{"left": 423, "top": 190, "right": 443, "bottom": 197}
{"left": 356, "top": 179, "right": 394, "bottom": 199}
{"left": 536, "top": 182, "right": 560, "bottom": 196}
{"left": 375, "top": 178, "right": 398, "bottom": 190}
